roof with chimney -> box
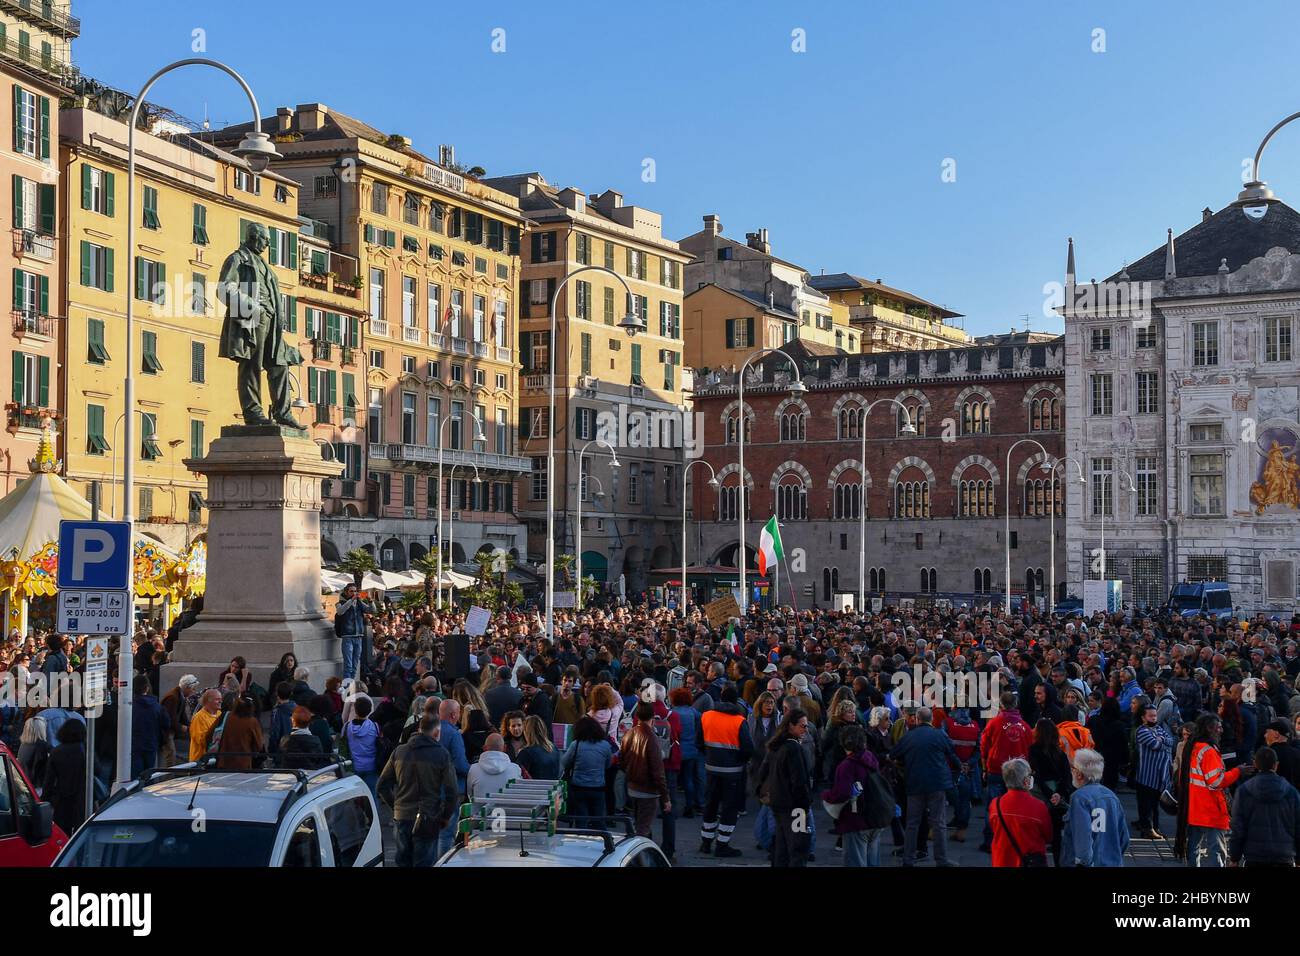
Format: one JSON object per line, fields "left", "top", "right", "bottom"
{"left": 808, "top": 272, "right": 962, "bottom": 318}
{"left": 683, "top": 283, "right": 799, "bottom": 322}
{"left": 209, "top": 103, "right": 439, "bottom": 165}
{"left": 1108, "top": 201, "right": 1300, "bottom": 281}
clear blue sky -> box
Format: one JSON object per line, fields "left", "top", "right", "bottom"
{"left": 74, "top": 0, "right": 1300, "bottom": 336}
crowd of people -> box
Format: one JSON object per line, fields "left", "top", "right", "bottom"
{"left": 3, "top": 584, "right": 1299, "bottom": 869}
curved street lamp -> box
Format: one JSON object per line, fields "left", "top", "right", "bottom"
{"left": 854, "top": 398, "right": 915, "bottom": 612}
{"left": 544, "top": 267, "right": 641, "bottom": 640}
{"left": 575, "top": 438, "right": 619, "bottom": 610}
{"left": 1235, "top": 111, "right": 1300, "bottom": 219}
{"left": 680, "top": 458, "right": 720, "bottom": 619}
{"left": 736, "top": 347, "right": 805, "bottom": 613}
{"left": 436, "top": 408, "right": 485, "bottom": 608}
{"left": 1003, "top": 438, "right": 1052, "bottom": 615}
{"left": 115, "top": 58, "right": 277, "bottom": 792}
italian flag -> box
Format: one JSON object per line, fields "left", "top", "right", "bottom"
{"left": 758, "top": 516, "right": 783, "bottom": 576}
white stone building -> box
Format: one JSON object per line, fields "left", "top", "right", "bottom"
{"left": 1064, "top": 203, "right": 1300, "bottom": 615}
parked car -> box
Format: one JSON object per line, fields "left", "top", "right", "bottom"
{"left": 0, "top": 741, "right": 66, "bottom": 866}
{"left": 437, "top": 823, "right": 670, "bottom": 868}
{"left": 53, "top": 760, "right": 380, "bottom": 867}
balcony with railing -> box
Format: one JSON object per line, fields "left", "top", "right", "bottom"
{"left": 495, "top": 346, "right": 512, "bottom": 363}
{"left": 341, "top": 346, "right": 356, "bottom": 367}
{"left": 12, "top": 309, "right": 53, "bottom": 339}
{"left": 0, "top": 27, "right": 76, "bottom": 84}
{"left": 312, "top": 339, "right": 332, "bottom": 361}
{"left": 523, "top": 374, "right": 551, "bottom": 390}
{"left": 5, "top": 402, "right": 55, "bottom": 433}
{"left": 429, "top": 331, "right": 446, "bottom": 350}
{"left": 368, "top": 442, "right": 531, "bottom": 474}
{"left": 0, "top": 0, "right": 80, "bottom": 36}
{"left": 300, "top": 246, "right": 360, "bottom": 298}
{"left": 402, "top": 324, "right": 422, "bottom": 344}
{"left": 13, "top": 228, "right": 54, "bottom": 261}
{"left": 451, "top": 337, "right": 469, "bottom": 356}
{"left": 314, "top": 403, "right": 333, "bottom": 425}
{"left": 370, "top": 318, "right": 389, "bottom": 337}
{"left": 472, "top": 342, "right": 488, "bottom": 358}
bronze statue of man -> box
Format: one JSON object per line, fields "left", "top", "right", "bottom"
{"left": 217, "top": 222, "right": 302, "bottom": 427}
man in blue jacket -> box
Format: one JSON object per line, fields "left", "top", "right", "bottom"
{"left": 129, "top": 675, "right": 170, "bottom": 777}
{"left": 435, "top": 697, "right": 470, "bottom": 858}
{"left": 334, "top": 584, "right": 373, "bottom": 682}
{"left": 890, "top": 706, "right": 961, "bottom": 866}
{"left": 1061, "top": 748, "right": 1130, "bottom": 866}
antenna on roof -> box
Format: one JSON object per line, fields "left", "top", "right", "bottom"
{"left": 202, "top": 101, "right": 210, "bottom": 131}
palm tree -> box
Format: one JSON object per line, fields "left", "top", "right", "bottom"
{"left": 412, "top": 548, "right": 440, "bottom": 608}
{"left": 337, "top": 547, "right": 378, "bottom": 589}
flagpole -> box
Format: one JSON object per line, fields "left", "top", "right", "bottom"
{"left": 781, "top": 547, "right": 800, "bottom": 614}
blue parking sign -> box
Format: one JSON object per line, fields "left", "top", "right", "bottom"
{"left": 57, "top": 520, "right": 131, "bottom": 590}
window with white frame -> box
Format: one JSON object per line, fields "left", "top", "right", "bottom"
{"left": 1189, "top": 453, "right": 1225, "bottom": 516}
{"left": 1136, "top": 371, "right": 1159, "bottom": 415}
{"left": 1264, "top": 315, "right": 1293, "bottom": 363}
{"left": 1090, "top": 326, "right": 1111, "bottom": 352}
{"left": 1090, "top": 373, "right": 1113, "bottom": 416}
{"left": 1090, "top": 457, "right": 1113, "bottom": 517}
{"left": 776, "top": 480, "right": 807, "bottom": 521}
{"left": 1136, "top": 455, "right": 1158, "bottom": 516}
{"left": 1192, "top": 321, "right": 1218, "bottom": 366}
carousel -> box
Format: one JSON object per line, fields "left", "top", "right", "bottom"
{"left": 0, "top": 426, "right": 207, "bottom": 636}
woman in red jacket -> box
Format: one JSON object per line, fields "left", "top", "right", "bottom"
{"left": 988, "top": 757, "right": 1052, "bottom": 867}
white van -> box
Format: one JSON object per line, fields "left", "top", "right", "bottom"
{"left": 53, "top": 762, "right": 382, "bottom": 868}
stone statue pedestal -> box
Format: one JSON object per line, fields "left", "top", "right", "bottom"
{"left": 161, "top": 425, "right": 343, "bottom": 693}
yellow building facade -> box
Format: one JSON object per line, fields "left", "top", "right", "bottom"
{"left": 213, "top": 104, "right": 531, "bottom": 567}
{"left": 60, "top": 101, "right": 302, "bottom": 549}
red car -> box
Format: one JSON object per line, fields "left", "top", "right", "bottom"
{"left": 0, "top": 741, "right": 67, "bottom": 866}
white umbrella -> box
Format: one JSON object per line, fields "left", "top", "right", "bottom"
{"left": 360, "top": 569, "right": 407, "bottom": 591}
{"left": 441, "top": 569, "right": 476, "bottom": 589}
{"left": 393, "top": 570, "right": 426, "bottom": 588}
{"left": 321, "top": 570, "right": 352, "bottom": 592}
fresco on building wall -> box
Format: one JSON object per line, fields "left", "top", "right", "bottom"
{"left": 1250, "top": 428, "right": 1300, "bottom": 514}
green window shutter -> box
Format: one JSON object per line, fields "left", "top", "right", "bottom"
{"left": 11, "top": 351, "right": 23, "bottom": 403}
{"left": 327, "top": 371, "right": 338, "bottom": 406}
{"left": 38, "top": 183, "right": 53, "bottom": 233}
{"left": 286, "top": 295, "right": 297, "bottom": 333}
{"left": 746, "top": 316, "right": 755, "bottom": 344}
{"left": 288, "top": 232, "right": 297, "bottom": 270}
{"left": 581, "top": 332, "right": 591, "bottom": 375}
{"left": 79, "top": 241, "right": 90, "bottom": 286}
{"left": 135, "top": 256, "right": 146, "bottom": 300}
{"left": 37, "top": 356, "right": 49, "bottom": 406}
{"left": 726, "top": 318, "right": 735, "bottom": 349}
{"left": 307, "top": 367, "right": 318, "bottom": 403}
{"left": 104, "top": 248, "right": 114, "bottom": 292}
{"left": 38, "top": 275, "right": 47, "bottom": 315}
{"left": 12, "top": 175, "right": 23, "bottom": 228}
{"left": 12, "top": 268, "right": 23, "bottom": 310}
{"left": 11, "top": 86, "right": 20, "bottom": 152}
{"left": 343, "top": 373, "right": 356, "bottom": 409}
{"left": 104, "top": 171, "right": 115, "bottom": 217}
{"left": 190, "top": 419, "right": 204, "bottom": 460}
{"left": 349, "top": 316, "right": 359, "bottom": 347}
{"left": 631, "top": 343, "right": 642, "bottom": 380}
{"left": 80, "top": 164, "right": 91, "bottom": 209}
{"left": 364, "top": 223, "right": 375, "bottom": 244}
{"left": 38, "top": 96, "right": 48, "bottom": 161}
{"left": 268, "top": 227, "right": 279, "bottom": 265}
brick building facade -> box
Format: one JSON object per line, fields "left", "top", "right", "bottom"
{"left": 689, "top": 337, "right": 1066, "bottom": 609}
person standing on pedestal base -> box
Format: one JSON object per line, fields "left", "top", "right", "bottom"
{"left": 218, "top": 222, "right": 303, "bottom": 428}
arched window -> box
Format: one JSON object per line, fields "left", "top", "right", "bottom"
{"left": 920, "top": 567, "right": 929, "bottom": 593}
{"left": 929, "top": 568, "right": 938, "bottom": 593}
{"left": 973, "top": 569, "right": 983, "bottom": 593}
{"left": 1026, "top": 567, "right": 1037, "bottom": 598}
{"left": 776, "top": 479, "right": 807, "bottom": 521}
{"left": 719, "top": 484, "right": 744, "bottom": 522}
{"left": 725, "top": 414, "right": 752, "bottom": 445}
{"left": 959, "top": 478, "right": 992, "bottom": 517}
{"left": 962, "top": 400, "right": 990, "bottom": 435}
{"left": 823, "top": 568, "right": 832, "bottom": 602}
{"left": 895, "top": 480, "right": 930, "bottom": 519}
{"left": 834, "top": 482, "right": 862, "bottom": 519}
{"left": 837, "top": 404, "right": 863, "bottom": 440}
{"left": 831, "top": 567, "right": 840, "bottom": 592}
{"left": 870, "top": 567, "right": 879, "bottom": 592}
{"left": 982, "top": 568, "right": 992, "bottom": 593}
{"left": 898, "top": 404, "right": 926, "bottom": 437}
{"left": 780, "top": 410, "right": 807, "bottom": 442}
{"left": 1029, "top": 393, "right": 1062, "bottom": 432}
{"left": 879, "top": 568, "right": 887, "bottom": 592}
{"left": 1050, "top": 399, "right": 1061, "bottom": 430}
